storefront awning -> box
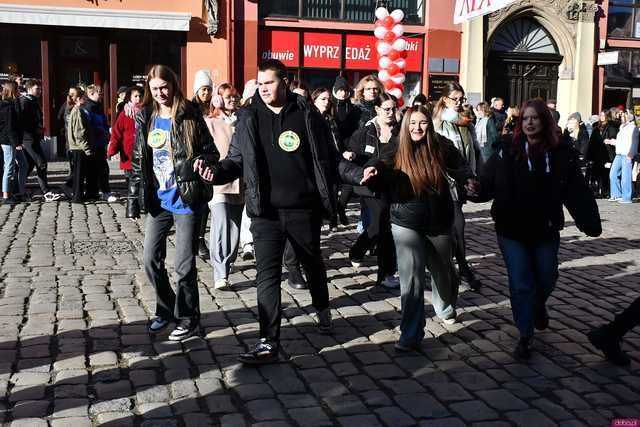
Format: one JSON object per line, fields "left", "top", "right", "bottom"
{"left": 0, "top": 4, "right": 191, "bottom": 32}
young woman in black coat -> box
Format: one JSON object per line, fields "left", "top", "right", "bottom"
{"left": 588, "top": 110, "right": 619, "bottom": 198}
{"left": 475, "top": 99, "right": 601, "bottom": 360}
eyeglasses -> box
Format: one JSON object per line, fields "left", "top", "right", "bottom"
{"left": 381, "top": 107, "right": 396, "bottom": 113}
{"left": 447, "top": 96, "right": 467, "bottom": 104}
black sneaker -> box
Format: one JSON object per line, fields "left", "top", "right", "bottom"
{"left": 339, "top": 209, "right": 349, "bottom": 226}
{"left": 287, "top": 268, "right": 308, "bottom": 290}
{"left": 198, "top": 238, "right": 209, "bottom": 259}
{"left": 534, "top": 306, "right": 549, "bottom": 331}
{"left": 318, "top": 308, "right": 332, "bottom": 334}
{"left": 514, "top": 337, "right": 532, "bottom": 360}
{"left": 168, "top": 322, "right": 199, "bottom": 341}
{"left": 588, "top": 326, "right": 630, "bottom": 366}
{"left": 148, "top": 317, "right": 171, "bottom": 333}
{"left": 2, "top": 196, "right": 19, "bottom": 205}
{"left": 238, "top": 339, "right": 279, "bottom": 365}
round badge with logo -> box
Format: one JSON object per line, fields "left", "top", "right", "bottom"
{"left": 148, "top": 128, "right": 168, "bottom": 149}
{"left": 278, "top": 130, "right": 301, "bottom": 152}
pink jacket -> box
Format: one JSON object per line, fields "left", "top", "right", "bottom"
{"left": 205, "top": 115, "right": 241, "bottom": 195}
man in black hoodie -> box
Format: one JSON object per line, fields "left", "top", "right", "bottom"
{"left": 18, "top": 79, "right": 61, "bottom": 201}
{"left": 200, "top": 59, "right": 363, "bottom": 365}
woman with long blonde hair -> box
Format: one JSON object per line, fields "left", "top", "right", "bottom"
{"left": 360, "top": 105, "right": 476, "bottom": 349}
{"left": 127, "top": 64, "right": 220, "bottom": 341}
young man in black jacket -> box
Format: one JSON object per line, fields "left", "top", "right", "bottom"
{"left": 199, "top": 59, "right": 363, "bottom": 365}
{"left": 18, "top": 79, "right": 62, "bottom": 201}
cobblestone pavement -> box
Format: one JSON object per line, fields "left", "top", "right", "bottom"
{"left": 0, "top": 163, "right": 639, "bottom": 426}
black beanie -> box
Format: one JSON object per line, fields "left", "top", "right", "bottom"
{"left": 333, "top": 76, "right": 349, "bottom": 92}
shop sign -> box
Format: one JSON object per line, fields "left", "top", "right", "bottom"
{"left": 404, "top": 37, "right": 423, "bottom": 73}
{"left": 258, "top": 30, "right": 299, "bottom": 67}
{"left": 597, "top": 51, "right": 619, "bottom": 66}
{"left": 303, "top": 33, "right": 342, "bottom": 68}
{"left": 345, "top": 35, "right": 423, "bottom": 72}
{"left": 429, "top": 74, "right": 459, "bottom": 100}
{"left": 454, "top": 0, "right": 518, "bottom": 24}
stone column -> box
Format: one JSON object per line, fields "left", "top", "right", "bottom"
{"left": 459, "top": 17, "right": 485, "bottom": 100}
{"left": 569, "top": 2, "right": 598, "bottom": 122}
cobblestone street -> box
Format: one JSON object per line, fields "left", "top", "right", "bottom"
{"left": 0, "top": 163, "right": 638, "bottom": 427}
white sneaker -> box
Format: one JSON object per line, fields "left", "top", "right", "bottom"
{"left": 381, "top": 275, "right": 400, "bottom": 289}
{"left": 107, "top": 194, "right": 118, "bottom": 203}
{"left": 214, "top": 278, "right": 230, "bottom": 289}
{"left": 442, "top": 316, "right": 457, "bottom": 325}
{"left": 44, "top": 191, "right": 63, "bottom": 202}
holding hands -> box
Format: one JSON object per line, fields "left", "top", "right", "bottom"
{"left": 193, "top": 158, "right": 215, "bottom": 182}
{"left": 360, "top": 166, "right": 378, "bottom": 185}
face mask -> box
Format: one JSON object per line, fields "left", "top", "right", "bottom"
{"left": 442, "top": 107, "right": 459, "bottom": 123}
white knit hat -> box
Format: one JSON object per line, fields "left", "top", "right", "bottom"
{"left": 193, "top": 70, "right": 213, "bottom": 95}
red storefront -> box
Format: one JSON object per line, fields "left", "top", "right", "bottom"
{"left": 257, "top": 28, "right": 425, "bottom": 100}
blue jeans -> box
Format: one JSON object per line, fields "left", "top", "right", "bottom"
{"left": 1, "top": 145, "right": 27, "bottom": 194}
{"left": 497, "top": 234, "right": 560, "bottom": 339}
{"left": 392, "top": 224, "right": 458, "bottom": 347}
{"left": 609, "top": 154, "right": 633, "bottom": 202}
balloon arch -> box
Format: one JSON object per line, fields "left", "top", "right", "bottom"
{"left": 374, "top": 7, "right": 408, "bottom": 107}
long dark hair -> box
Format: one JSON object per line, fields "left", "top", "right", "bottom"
{"left": 512, "top": 99, "right": 559, "bottom": 160}
{"left": 395, "top": 105, "right": 446, "bottom": 195}
{"left": 311, "top": 87, "right": 334, "bottom": 119}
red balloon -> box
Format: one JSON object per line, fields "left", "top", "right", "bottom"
{"left": 400, "top": 50, "right": 408, "bottom": 59}
{"left": 387, "top": 63, "right": 400, "bottom": 76}
{"left": 388, "top": 50, "right": 401, "bottom": 61}
{"left": 382, "top": 16, "right": 395, "bottom": 29}
{"left": 397, "top": 97, "right": 405, "bottom": 108}
{"left": 383, "top": 31, "right": 396, "bottom": 43}
{"left": 383, "top": 80, "right": 397, "bottom": 90}
{"left": 375, "top": 19, "right": 383, "bottom": 27}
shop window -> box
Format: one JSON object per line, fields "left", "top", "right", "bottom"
{"left": 260, "top": 0, "right": 424, "bottom": 24}
{"left": 608, "top": 1, "right": 640, "bottom": 38}
{"left": 0, "top": 27, "right": 41, "bottom": 80}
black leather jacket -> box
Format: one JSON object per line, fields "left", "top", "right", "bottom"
{"left": 126, "top": 100, "right": 219, "bottom": 218}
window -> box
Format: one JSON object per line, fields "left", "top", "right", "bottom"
{"left": 260, "top": 0, "right": 424, "bottom": 24}
{"left": 608, "top": 1, "right": 640, "bottom": 38}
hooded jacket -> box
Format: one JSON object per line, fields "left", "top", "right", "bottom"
{"left": 126, "top": 100, "right": 220, "bottom": 218}
{"left": 210, "top": 90, "right": 362, "bottom": 218}
{"left": 0, "top": 99, "right": 20, "bottom": 147}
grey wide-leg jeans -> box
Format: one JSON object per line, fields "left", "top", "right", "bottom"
{"left": 209, "top": 201, "right": 243, "bottom": 281}
{"left": 392, "top": 224, "right": 459, "bottom": 347}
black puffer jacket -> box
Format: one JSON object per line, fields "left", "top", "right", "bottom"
{"left": 0, "top": 99, "right": 21, "bottom": 146}
{"left": 347, "top": 119, "right": 399, "bottom": 198}
{"left": 367, "top": 136, "right": 474, "bottom": 235}
{"left": 210, "top": 91, "right": 363, "bottom": 218}
{"left": 475, "top": 136, "right": 602, "bottom": 242}
{"left": 126, "top": 100, "right": 219, "bottom": 218}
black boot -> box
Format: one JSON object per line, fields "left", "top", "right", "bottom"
{"left": 534, "top": 305, "right": 549, "bottom": 331}
{"left": 338, "top": 207, "right": 349, "bottom": 226}
{"left": 588, "top": 326, "right": 630, "bottom": 366}
{"left": 514, "top": 337, "right": 531, "bottom": 360}
{"left": 198, "top": 237, "right": 209, "bottom": 259}
{"left": 287, "top": 268, "right": 308, "bottom": 290}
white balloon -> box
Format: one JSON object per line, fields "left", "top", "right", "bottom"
{"left": 374, "top": 26, "right": 387, "bottom": 39}
{"left": 376, "top": 42, "right": 392, "bottom": 56}
{"left": 378, "top": 56, "right": 392, "bottom": 69}
{"left": 389, "top": 88, "right": 403, "bottom": 99}
{"left": 394, "top": 59, "right": 406, "bottom": 69}
{"left": 391, "top": 9, "right": 405, "bottom": 23}
{"left": 391, "top": 24, "right": 404, "bottom": 37}
{"left": 392, "top": 38, "right": 407, "bottom": 51}
{"left": 391, "top": 73, "right": 406, "bottom": 84}
{"left": 378, "top": 69, "right": 390, "bottom": 82}
{"left": 375, "top": 7, "right": 389, "bottom": 20}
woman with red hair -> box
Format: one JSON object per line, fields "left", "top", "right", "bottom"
{"left": 475, "top": 99, "right": 601, "bottom": 360}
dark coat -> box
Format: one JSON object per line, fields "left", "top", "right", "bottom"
{"left": 126, "top": 100, "right": 220, "bottom": 218}
{"left": 346, "top": 119, "right": 400, "bottom": 198}
{"left": 563, "top": 124, "right": 589, "bottom": 158}
{"left": 0, "top": 99, "right": 21, "bottom": 147}
{"left": 475, "top": 136, "right": 602, "bottom": 242}
{"left": 17, "top": 95, "right": 42, "bottom": 143}
{"left": 210, "top": 91, "right": 362, "bottom": 218}
{"left": 594, "top": 122, "right": 619, "bottom": 162}
{"left": 586, "top": 124, "right": 614, "bottom": 166}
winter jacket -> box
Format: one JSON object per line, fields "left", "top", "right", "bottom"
{"left": 17, "top": 95, "right": 42, "bottom": 144}
{"left": 474, "top": 136, "right": 602, "bottom": 243}
{"left": 596, "top": 122, "right": 619, "bottom": 161}
{"left": 334, "top": 98, "right": 359, "bottom": 142}
{"left": 66, "top": 106, "right": 93, "bottom": 155}
{"left": 205, "top": 114, "right": 241, "bottom": 197}
{"left": 346, "top": 118, "right": 399, "bottom": 198}
{"left": 0, "top": 100, "right": 21, "bottom": 147}
{"left": 86, "top": 100, "right": 109, "bottom": 148}
{"left": 210, "top": 91, "right": 362, "bottom": 218}
{"left": 492, "top": 108, "right": 507, "bottom": 133}
{"left": 563, "top": 123, "right": 589, "bottom": 158}
{"left": 126, "top": 100, "right": 220, "bottom": 218}
{"left": 367, "top": 136, "right": 474, "bottom": 235}
{"left": 354, "top": 100, "right": 377, "bottom": 130}
{"left": 108, "top": 111, "right": 136, "bottom": 171}
{"left": 436, "top": 117, "right": 480, "bottom": 176}
{"left": 586, "top": 125, "right": 613, "bottom": 166}
{"left": 475, "top": 115, "right": 499, "bottom": 161}
{"left": 614, "top": 121, "right": 639, "bottom": 157}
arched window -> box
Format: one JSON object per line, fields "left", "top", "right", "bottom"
{"left": 490, "top": 18, "right": 558, "bottom": 54}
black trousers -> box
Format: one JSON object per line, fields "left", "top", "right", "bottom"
{"left": 86, "top": 145, "right": 110, "bottom": 195}
{"left": 609, "top": 296, "right": 640, "bottom": 340}
{"left": 70, "top": 150, "right": 88, "bottom": 202}
{"left": 251, "top": 209, "right": 329, "bottom": 342}
{"left": 452, "top": 201, "right": 473, "bottom": 278}
{"left": 349, "top": 196, "right": 396, "bottom": 280}
{"left": 22, "top": 139, "right": 48, "bottom": 194}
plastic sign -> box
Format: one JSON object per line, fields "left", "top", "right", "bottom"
{"left": 303, "top": 33, "right": 342, "bottom": 68}
{"left": 454, "top": 0, "right": 518, "bottom": 24}
{"left": 258, "top": 30, "right": 299, "bottom": 67}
